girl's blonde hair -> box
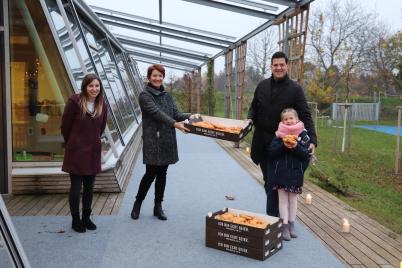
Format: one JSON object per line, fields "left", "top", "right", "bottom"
{"left": 78, "top": 73, "right": 104, "bottom": 118}
{"left": 280, "top": 108, "right": 299, "bottom": 120}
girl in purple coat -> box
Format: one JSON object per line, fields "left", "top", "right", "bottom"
{"left": 61, "top": 73, "right": 107, "bottom": 233}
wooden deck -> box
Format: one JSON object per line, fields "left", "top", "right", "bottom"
{"left": 2, "top": 192, "right": 126, "bottom": 216}
{"left": 216, "top": 140, "right": 402, "bottom": 268}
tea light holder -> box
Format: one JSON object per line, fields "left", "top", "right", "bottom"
{"left": 342, "top": 218, "right": 350, "bottom": 233}
{"left": 306, "top": 193, "right": 312, "bottom": 205}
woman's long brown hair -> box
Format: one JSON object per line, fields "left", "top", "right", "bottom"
{"left": 78, "top": 73, "right": 104, "bottom": 118}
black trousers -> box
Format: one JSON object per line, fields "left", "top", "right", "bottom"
{"left": 69, "top": 174, "right": 96, "bottom": 215}
{"left": 260, "top": 154, "right": 279, "bottom": 217}
{"left": 136, "top": 165, "right": 169, "bottom": 203}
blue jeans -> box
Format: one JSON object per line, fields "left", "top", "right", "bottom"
{"left": 259, "top": 154, "right": 279, "bottom": 217}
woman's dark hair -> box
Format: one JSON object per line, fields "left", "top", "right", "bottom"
{"left": 147, "top": 64, "right": 165, "bottom": 79}
{"left": 271, "top": 51, "right": 288, "bottom": 64}
{"left": 79, "top": 73, "right": 104, "bottom": 117}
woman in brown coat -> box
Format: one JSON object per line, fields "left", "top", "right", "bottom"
{"left": 61, "top": 73, "right": 107, "bottom": 233}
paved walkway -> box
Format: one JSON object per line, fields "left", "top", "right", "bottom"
{"left": 11, "top": 133, "right": 344, "bottom": 268}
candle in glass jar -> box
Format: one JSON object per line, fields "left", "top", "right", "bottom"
{"left": 245, "top": 147, "right": 250, "bottom": 154}
{"left": 306, "top": 193, "right": 312, "bottom": 205}
{"left": 342, "top": 218, "right": 350, "bottom": 233}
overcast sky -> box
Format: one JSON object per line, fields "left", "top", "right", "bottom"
{"left": 86, "top": 0, "right": 402, "bottom": 77}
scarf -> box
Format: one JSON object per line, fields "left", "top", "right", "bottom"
{"left": 275, "top": 121, "right": 304, "bottom": 138}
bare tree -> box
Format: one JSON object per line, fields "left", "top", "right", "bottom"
{"left": 366, "top": 29, "right": 402, "bottom": 95}
{"left": 247, "top": 28, "right": 277, "bottom": 78}
{"left": 307, "top": 0, "right": 375, "bottom": 101}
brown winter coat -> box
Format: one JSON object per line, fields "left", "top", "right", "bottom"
{"left": 61, "top": 94, "right": 107, "bottom": 175}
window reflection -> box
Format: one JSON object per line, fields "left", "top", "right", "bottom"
{"left": 10, "top": 0, "right": 73, "bottom": 162}
{"left": 99, "top": 45, "right": 136, "bottom": 130}
{"left": 44, "top": 0, "right": 118, "bottom": 149}
{"left": 114, "top": 51, "right": 142, "bottom": 120}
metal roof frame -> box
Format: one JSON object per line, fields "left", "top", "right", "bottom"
{"left": 116, "top": 34, "right": 211, "bottom": 62}
{"left": 99, "top": 19, "right": 228, "bottom": 49}
{"left": 96, "top": 13, "right": 234, "bottom": 46}
{"left": 91, "top": 5, "right": 236, "bottom": 41}
{"left": 260, "top": 0, "right": 297, "bottom": 7}
{"left": 131, "top": 57, "right": 195, "bottom": 72}
{"left": 87, "top": 0, "right": 315, "bottom": 71}
{"left": 127, "top": 49, "right": 201, "bottom": 69}
{"left": 181, "top": 0, "right": 277, "bottom": 19}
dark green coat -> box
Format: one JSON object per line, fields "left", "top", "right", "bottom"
{"left": 139, "top": 85, "right": 190, "bottom": 166}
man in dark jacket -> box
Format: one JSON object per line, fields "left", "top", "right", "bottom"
{"left": 247, "top": 52, "right": 317, "bottom": 216}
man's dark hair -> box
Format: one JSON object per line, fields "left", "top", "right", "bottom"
{"left": 271, "top": 51, "right": 288, "bottom": 64}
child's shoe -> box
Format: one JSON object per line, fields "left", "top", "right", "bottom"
{"left": 289, "top": 221, "right": 298, "bottom": 238}
{"left": 282, "top": 224, "right": 291, "bottom": 241}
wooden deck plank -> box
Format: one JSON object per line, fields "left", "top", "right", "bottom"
{"left": 306, "top": 182, "right": 402, "bottom": 246}
{"left": 302, "top": 193, "right": 394, "bottom": 265}
{"left": 111, "top": 193, "right": 125, "bottom": 215}
{"left": 2, "top": 191, "right": 125, "bottom": 217}
{"left": 304, "top": 184, "right": 402, "bottom": 266}
{"left": 297, "top": 208, "right": 361, "bottom": 265}
{"left": 100, "top": 194, "right": 118, "bottom": 215}
{"left": 24, "top": 195, "right": 54, "bottom": 216}
{"left": 47, "top": 195, "right": 69, "bottom": 216}
{"left": 36, "top": 195, "right": 65, "bottom": 216}
{"left": 92, "top": 194, "right": 109, "bottom": 215}
{"left": 8, "top": 195, "right": 36, "bottom": 215}
{"left": 299, "top": 202, "right": 381, "bottom": 267}
{"left": 305, "top": 182, "right": 402, "bottom": 261}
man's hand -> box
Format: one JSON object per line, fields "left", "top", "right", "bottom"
{"left": 308, "top": 143, "right": 316, "bottom": 155}
{"left": 174, "top": 122, "right": 190, "bottom": 133}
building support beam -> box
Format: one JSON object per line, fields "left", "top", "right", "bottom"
{"left": 91, "top": 5, "right": 236, "bottom": 41}
{"left": 224, "top": 49, "right": 233, "bottom": 118}
{"left": 181, "top": 0, "right": 276, "bottom": 19}
{"left": 116, "top": 35, "right": 210, "bottom": 61}
{"left": 96, "top": 13, "right": 233, "bottom": 46}
{"left": 235, "top": 42, "right": 247, "bottom": 121}
{"left": 127, "top": 49, "right": 200, "bottom": 69}
{"left": 101, "top": 19, "right": 228, "bottom": 49}
{"left": 206, "top": 59, "right": 215, "bottom": 115}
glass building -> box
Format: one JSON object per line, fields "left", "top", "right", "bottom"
{"left": 0, "top": 0, "right": 144, "bottom": 194}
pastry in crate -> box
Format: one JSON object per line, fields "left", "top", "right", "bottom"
{"left": 215, "top": 212, "right": 268, "bottom": 229}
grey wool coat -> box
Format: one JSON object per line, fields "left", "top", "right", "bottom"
{"left": 139, "top": 84, "right": 190, "bottom": 166}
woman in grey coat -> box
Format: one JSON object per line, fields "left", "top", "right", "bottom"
{"left": 131, "top": 64, "right": 197, "bottom": 221}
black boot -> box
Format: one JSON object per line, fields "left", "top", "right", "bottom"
{"left": 82, "top": 209, "right": 97, "bottom": 230}
{"left": 72, "top": 213, "right": 86, "bottom": 233}
{"left": 130, "top": 200, "right": 142, "bottom": 220}
{"left": 153, "top": 202, "right": 167, "bottom": 221}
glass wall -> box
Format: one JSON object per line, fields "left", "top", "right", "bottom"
{"left": 114, "top": 50, "right": 142, "bottom": 120}
{"left": 9, "top": 0, "right": 144, "bottom": 163}
{"left": 9, "top": 0, "right": 73, "bottom": 162}
{"left": 45, "top": 0, "right": 94, "bottom": 89}
{"left": 82, "top": 23, "right": 127, "bottom": 135}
